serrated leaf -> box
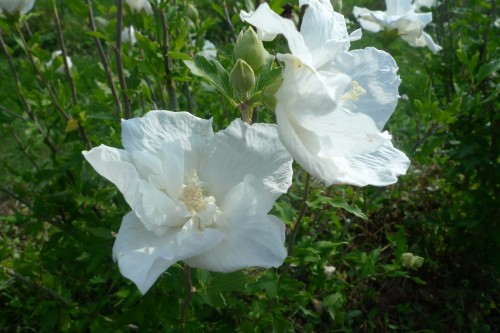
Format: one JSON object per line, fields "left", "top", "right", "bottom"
{"left": 125, "top": 66, "right": 140, "bottom": 91}
{"left": 476, "top": 60, "right": 500, "bottom": 83}
{"left": 316, "top": 195, "right": 368, "bottom": 219}
{"left": 184, "top": 56, "right": 234, "bottom": 101}
{"left": 85, "top": 31, "right": 111, "bottom": 42}
{"left": 255, "top": 56, "right": 283, "bottom": 91}
{"left": 167, "top": 51, "right": 191, "bottom": 61}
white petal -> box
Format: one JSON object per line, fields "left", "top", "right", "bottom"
{"left": 386, "top": 0, "right": 413, "bottom": 16}
{"left": 220, "top": 175, "right": 275, "bottom": 217}
{"left": 352, "top": 7, "right": 384, "bottom": 33}
{"left": 83, "top": 145, "right": 187, "bottom": 236}
{"left": 421, "top": 32, "right": 442, "bottom": 53}
{"left": 275, "top": 55, "right": 387, "bottom": 157}
{"left": 330, "top": 140, "right": 411, "bottom": 186}
{"left": 240, "top": 3, "right": 312, "bottom": 64}
{"left": 332, "top": 47, "right": 401, "bottom": 130}
{"left": 413, "top": 12, "right": 433, "bottom": 27}
{"left": 113, "top": 212, "right": 225, "bottom": 294}
{"left": 299, "top": 0, "right": 349, "bottom": 51}
{"left": 158, "top": 140, "right": 185, "bottom": 200}
{"left": 200, "top": 119, "right": 293, "bottom": 203}
{"left": 185, "top": 214, "right": 286, "bottom": 272}
{"left": 83, "top": 145, "right": 140, "bottom": 208}
{"left": 121, "top": 111, "right": 213, "bottom": 172}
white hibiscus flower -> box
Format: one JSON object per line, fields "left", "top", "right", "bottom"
{"left": 83, "top": 111, "right": 293, "bottom": 294}
{"left": 241, "top": 0, "right": 410, "bottom": 187}
{"left": 0, "top": 0, "right": 35, "bottom": 15}
{"left": 353, "top": 0, "right": 442, "bottom": 53}
{"left": 125, "top": 0, "right": 153, "bottom": 14}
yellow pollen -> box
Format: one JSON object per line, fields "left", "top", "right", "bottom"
{"left": 179, "top": 184, "right": 206, "bottom": 212}
{"left": 342, "top": 81, "right": 367, "bottom": 102}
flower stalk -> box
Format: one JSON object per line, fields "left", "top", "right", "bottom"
{"left": 159, "top": 7, "right": 179, "bottom": 110}
{"left": 179, "top": 264, "right": 193, "bottom": 333}
{"left": 85, "top": 0, "right": 122, "bottom": 120}
{"left": 115, "top": 0, "right": 132, "bottom": 119}
{"left": 53, "top": 0, "right": 77, "bottom": 105}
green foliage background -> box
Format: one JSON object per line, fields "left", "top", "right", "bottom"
{"left": 0, "top": 0, "right": 498, "bottom": 332}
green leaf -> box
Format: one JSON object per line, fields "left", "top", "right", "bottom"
{"left": 317, "top": 196, "right": 368, "bottom": 219}
{"left": 255, "top": 55, "right": 283, "bottom": 91}
{"left": 184, "top": 56, "right": 234, "bottom": 102}
{"left": 125, "top": 66, "right": 140, "bottom": 91}
{"left": 476, "top": 60, "right": 500, "bottom": 83}
{"left": 167, "top": 51, "right": 191, "bottom": 61}
{"left": 85, "top": 31, "right": 111, "bottom": 42}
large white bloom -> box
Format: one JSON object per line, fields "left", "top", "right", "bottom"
{"left": 121, "top": 26, "right": 137, "bottom": 45}
{"left": 412, "top": 0, "right": 437, "bottom": 11}
{"left": 125, "top": 0, "right": 153, "bottom": 14}
{"left": 45, "top": 50, "right": 72, "bottom": 74}
{"left": 353, "top": 0, "right": 442, "bottom": 53}
{"left": 0, "top": 0, "right": 35, "bottom": 15}
{"left": 198, "top": 40, "right": 217, "bottom": 61}
{"left": 83, "top": 111, "right": 293, "bottom": 294}
{"left": 241, "top": 0, "right": 410, "bottom": 187}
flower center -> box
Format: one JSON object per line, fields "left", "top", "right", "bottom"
{"left": 179, "top": 181, "right": 207, "bottom": 213}
{"left": 178, "top": 171, "right": 227, "bottom": 230}
{"left": 341, "top": 81, "right": 367, "bottom": 102}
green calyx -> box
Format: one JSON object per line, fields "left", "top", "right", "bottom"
{"left": 233, "top": 27, "right": 269, "bottom": 72}
{"left": 229, "top": 59, "right": 256, "bottom": 94}
{"left": 262, "top": 77, "right": 283, "bottom": 111}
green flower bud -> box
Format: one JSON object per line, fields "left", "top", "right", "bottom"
{"left": 186, "top": 4, "right": 199, "bottom": 21}
{"left": 234, "top": 27, "right": 269, "bottom": 72}
{"left": 413, "top": 256, "right": 425, "bottom": 269}
{"left": 400, "top": 253, "right": 415, "bottom": 268}
{"left": 262, "top": 77, "right": 283, "bottom": 111}
{"left": 230, "top": 59, "right": 256, "bottom": 94}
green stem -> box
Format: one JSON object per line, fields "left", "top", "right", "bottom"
{"left": 53, "top": 0, "right": 78, "bottom": 105}
{"left": 179, "top": 264, "right": 193, "bottom": 333}
{"left": 287, "top": 172, "right": 311, "bottom": 258}
{"left": 115, "top": 0, "right": 131, "bottom": 119}
{"left": 85, "top": 0, "right": 122, "bottom": 120}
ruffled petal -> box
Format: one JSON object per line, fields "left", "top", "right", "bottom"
{"left": 240, "top": 3, "right": 312, "bottom": 64}
{"left": 275, "top": 107, "right": 341, "bottom": 184}
{"left": 275, "top": 55, "right": 387, "bottom": 157}
{"left": 83, "top": 145, "right": 141, "bottom": 208}
{"left": 386, "top": 0, "right": 412, "bottom": 16}
{"left": 220, "top": 175, "right": 275, "bottom": 217}
{"left": 83, "top": 145, "right": 187, "bottom": 236}
{"left": 121, "top": 111, "right": 213, "bottom": 173}
{"left": 352, "top": 7, "right": 384, "bottom": 33}
{"left": 421, "top": 32, "right": 442, "bottom": 53}
{"left": 200, "top": 119, "right": 293, "bottom": 203}
{"left": 185, "top": 214, "right": 286, "bottom": 272}
{"left": 113, "top": 212, "right": 225, "bottom": 294}
{"left": 329, "top": 140, "right": 411, "bottom": 186}
{"left": 299, "top": 0, "right": 349, "bottom": 50}
{"left": 332, "top": 47, "right": 401, "bottom": 130}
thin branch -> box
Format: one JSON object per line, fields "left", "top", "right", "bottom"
{"left": 85, "top": 0, "right": 122, "bottom": 120}
{"left": 0, "top": 184, "right": 32, "bottom": 209}
{"left": 222, "top": 0, "right": 237, "bottom": 41}
{"left": 180, "top": 265, "right": 194, "bottom": 333}
{"left": 115, "top": 0, "right": 132, "bottom": 119}
{"left": 53, "top": 0, "right": 78, "bottom": 105}
{"left": 287, "top": 172, "right": 311, "bottom": 258}
{"left": 15, "top": 24, "right": 68, "bottom": 120}
{"left": 15, "top": 24, "right": 92, "bottom": 149}
{"left": 2, "top": 267, "right": 72, "bottom": 306}
{"left": 159, "top": 8, "right": 178, "bottom": 110}
{"left": 0, "top": 104, "right": 24, "bottom": 120}
{"left": 0, "top": 31, "right": 58, "bottom": 155}
{"left": 8, "top": 126, "right": 40, "bottom": 172}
